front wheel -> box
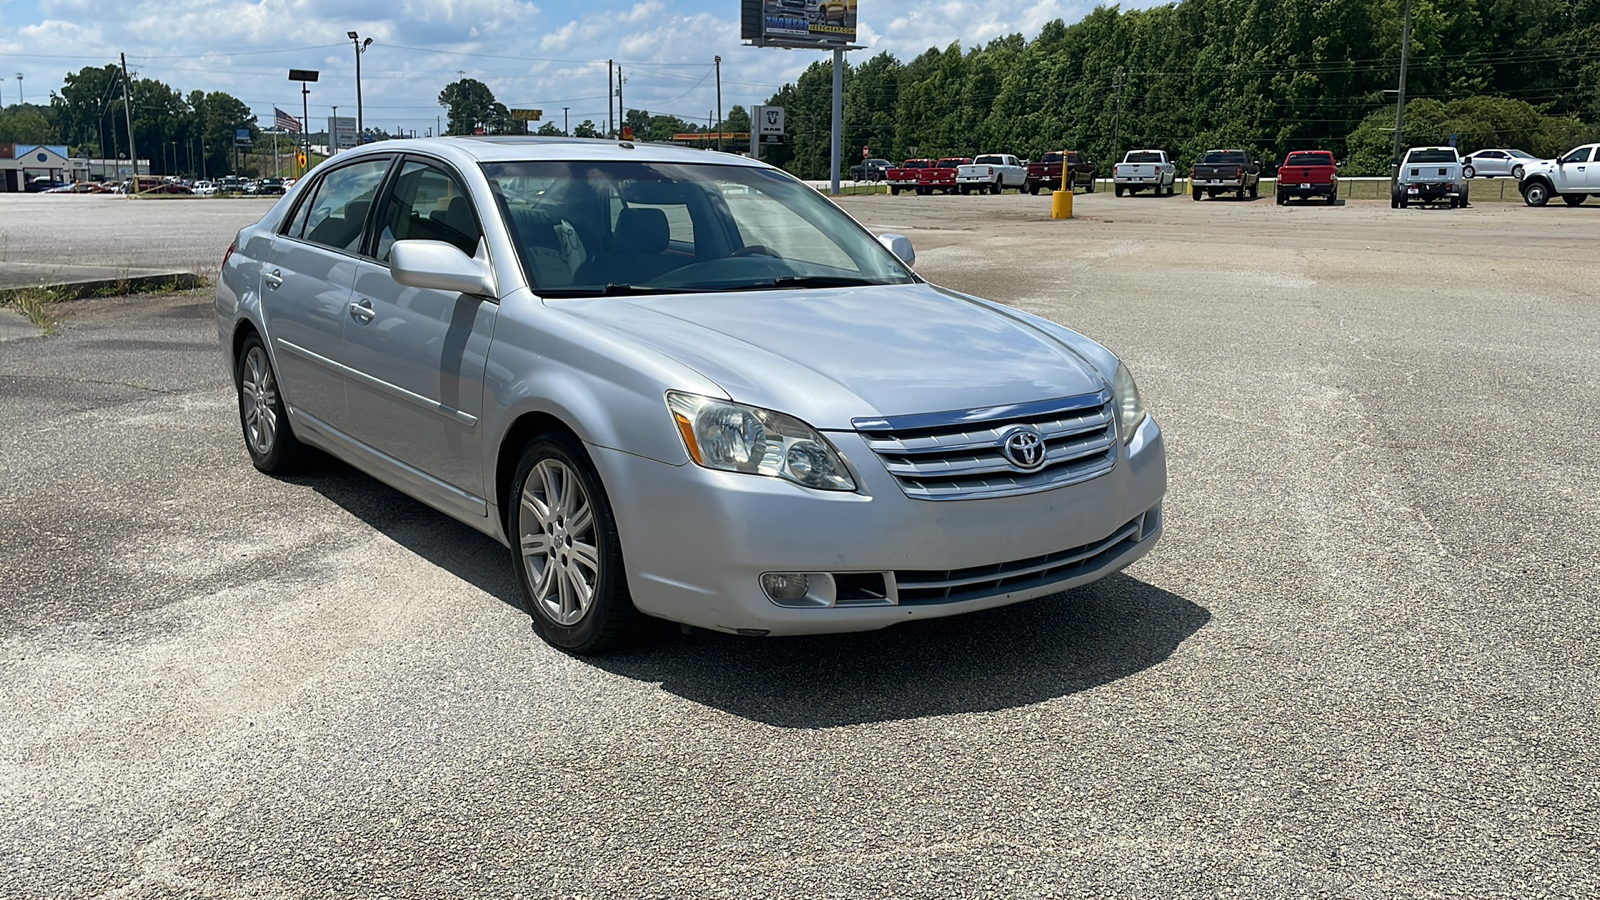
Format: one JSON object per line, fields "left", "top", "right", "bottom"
{"left": 511, "top": 433, "right": 640, "bottom": 654}
{"left": 236, "top": 334, "right": 305, "bottom": 473}
{"left": 1523, "top": 182, "right": 1551, "bottom": 207}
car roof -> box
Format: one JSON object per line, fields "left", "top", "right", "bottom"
{"left": 325, "top": 135, "right": 769, "bottom": 171}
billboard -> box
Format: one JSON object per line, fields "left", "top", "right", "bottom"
{"left": 742, "top": 0, "right": 857, "bottom": 48}
{"left": 328, "top": 117, "right": 357, "bottom": 150}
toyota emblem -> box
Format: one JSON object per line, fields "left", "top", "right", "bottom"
{"left": 1001, "top": 428, "right": 1047, "bottom": 470}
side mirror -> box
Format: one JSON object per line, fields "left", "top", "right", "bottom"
{"left": 391, "top": 240, "right": 497, "bottom": 297}
{"left": 878, "top": 233, "right": 915, "bottom": 267}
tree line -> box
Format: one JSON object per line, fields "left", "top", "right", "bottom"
{"left": 756, "top": 0, "right": 1600, "bottom": 178}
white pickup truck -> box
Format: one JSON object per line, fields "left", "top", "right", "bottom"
{"left": 1113, "top": 150, "right": 1177, "bottom": 197}
{"left": 956, "top": 154, "right": 1027, "bottom": 194}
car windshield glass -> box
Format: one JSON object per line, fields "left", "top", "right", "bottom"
{"left": 1409, "top": 149, "right": 1457, "bottom": 163}
{"left": 1126, "top": 152, "right": 1163, "bottom": 163}
{"left": 483, "top": 160, "right": 917, "bottom": 297}
{"left": 974, "top": 156, "right": 1004, "bottom": 165}
{"left": 1283, "top": 153, "right": 1328, "bottom": 166}
{"left": 1200, "top": 151, "right": 1248, "bottom": 165}
{"left": 1042, "top": 152, "right": 1063, "bottom": 164}
{"left": 1507, "top": 150, "right": 1537, "bottom": 159}
{"left": 937, "top": 159, "right": 966, "bottom": 168}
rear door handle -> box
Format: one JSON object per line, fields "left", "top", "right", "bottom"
{"left": 263, "top": 269, "right": 283, "bottom": 289}
{"left": 349, "top": 298, "right": 375, "bottom": 324}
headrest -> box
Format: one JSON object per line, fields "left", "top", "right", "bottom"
{"left": 613, "top": 207, "right": 669, "bottom": 254}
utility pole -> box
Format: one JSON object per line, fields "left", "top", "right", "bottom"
{"left": 617, "top": 66, "right": 624, "bottom": 134}
{"left": 348, "top": 32, "right": 372, "bottom": 140}
{"left": 120, "top": 54, "right": 139, "bottom": 193}
{"left": 563, "top": 107, "right": 570, "bottom": 136}
{"left": 830, "top": 49, "right": 842, "bottom": 194}
{"left": 1111, "top": 67, "right": 1125, "bottom": 165}
{"left": 331, "top": 105, "right": 339, "bottom": 154}
{"left": 607, "top": 60, "right": 615, "bottom": 137}
{"left": 1390, "top": 0, "right": 1413, "bottom": 167}
{"left": 715, "top": 56, "right": 724, "bottom": 153}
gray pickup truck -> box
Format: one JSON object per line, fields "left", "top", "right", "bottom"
{"left": 1190, "top": 149, "right": 1261, "bottom": 200}
{"left": 1392, "top": 147, "right": 1469, "bottom": 208}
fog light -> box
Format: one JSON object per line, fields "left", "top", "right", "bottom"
{"left": 761, "top": 573, "right": 810, "bottom": 602}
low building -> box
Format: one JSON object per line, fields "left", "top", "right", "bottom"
{"left": 0, "top": 145, "right": 91, "bottom": 192}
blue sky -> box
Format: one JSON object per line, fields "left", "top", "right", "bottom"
{"left": 0, "top": 0, "right": 1160, "bottom": 134}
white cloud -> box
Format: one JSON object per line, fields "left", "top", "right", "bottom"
{"left": 2, "top": 0, "right": 1164, "bottom": 134}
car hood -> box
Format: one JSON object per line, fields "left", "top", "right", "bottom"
{"left": 553, "top": 283, "right": 1107, "bottom": 430}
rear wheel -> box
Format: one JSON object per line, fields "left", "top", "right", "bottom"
{"left": 1512, "top": 164, "right": 1525, "bottom": 180}
{"left": 1276, "top": 191, "right": 1286, "bottom": 206}
{"left": 1115, "top": 185, "right": 1124, "bottom": 197}
{"left": 1028, "top": 183, "right": 1039, "bottom": 195}
{"left": 1249, "top": 183, "right": 1258, "bottom": 199}
{"left": 1563, "top": 193, "right": 1586, "bottom": 207}
{"left": 890, "top": 185, "right": 900, "bottom": 195}
{"left": 1462, "top": 164, "right": 1476, "bottom": 179}
{"left": 511, "top": 433, "right": 640, "bottom": 654}
{"left": 235, "top": 334, "right": 305, "bottom": 474}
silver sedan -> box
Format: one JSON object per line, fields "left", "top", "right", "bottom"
{"left": 216, "top": 137, "right": 1166, "bottom": 652}
{"left": 1460, "top": 148, "right": 1540, "bottom": 180}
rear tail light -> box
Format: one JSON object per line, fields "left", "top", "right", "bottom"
{"left": 1235, "top": 166, "right": 1243, "bottom": 177}
{"left": 221, "top": 238, "right": 236, "bottom": 272}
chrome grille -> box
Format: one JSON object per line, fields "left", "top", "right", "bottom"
{"left": 853, "top": 391, "right": 1117, "bottom": 500}
{"left": 895, "top": 512, "right": 1147, "bottom": 605}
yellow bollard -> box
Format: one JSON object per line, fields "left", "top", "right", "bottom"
{"left": 1051, "top": 188, "right": 1074, "bottom": 219}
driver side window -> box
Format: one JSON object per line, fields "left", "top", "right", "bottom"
{"left": 1562, "top": 147, "right": 1593, "bottom": 164}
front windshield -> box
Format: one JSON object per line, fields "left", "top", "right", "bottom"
{"left": 1508, "top": 150, "right": 1537, "bottom": 159}
{"left": 483, "top": 160, "right": 917, "bottom": 297}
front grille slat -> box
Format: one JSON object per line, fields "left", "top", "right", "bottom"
{"left": 894, "top": 515, "right": 1146, "bottom": 604}
{"left": 855, "top": 392, "right": 1118, "bottom": 501}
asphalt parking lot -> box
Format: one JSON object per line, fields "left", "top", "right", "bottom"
{"left": 2, "top": 191, "right": 1597, "bottom": 898}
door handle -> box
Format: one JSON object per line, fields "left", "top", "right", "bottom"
{"left": 263, "top": 269, "right": 283, "bottom": 289}
{"left": 348, "top": 298, "right": 375, "bottom": 324}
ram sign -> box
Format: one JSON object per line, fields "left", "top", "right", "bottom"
{"left": 741, "top": 0, "right": 858, "bottom": 48}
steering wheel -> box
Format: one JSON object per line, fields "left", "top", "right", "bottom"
{"left": 731, "top": 244, "right": 776, "bottom": 258}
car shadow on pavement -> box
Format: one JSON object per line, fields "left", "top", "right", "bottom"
{"left": 592, "top": 573, "right": 1209, "bottom": 728}
{"left": 289, "top": 457, "right": 1207, "bottom": 729}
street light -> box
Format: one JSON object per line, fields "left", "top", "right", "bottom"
{"left": 348, "top": 31, "right": 373, "bottom": 143}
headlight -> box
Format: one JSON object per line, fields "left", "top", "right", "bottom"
{"left": 1112, "top": 362, "right": 1146, "bottom": 443}
{"left": 666, "top": 392, "right": 856, "bottom": 491}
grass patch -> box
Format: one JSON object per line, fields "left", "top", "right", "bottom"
{"left": 0, "top": 273, "right": 210, "bottom": 336}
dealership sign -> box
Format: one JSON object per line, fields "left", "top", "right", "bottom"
{"left": 742, "top": 0, "right": 858, "bottom": 49}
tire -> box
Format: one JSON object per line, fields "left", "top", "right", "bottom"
{"left": 1249, "top": 182, "right": 1258, "bottom": 199}
{"left": 916, "top": 187, "right": 928, "bottom": 196}
{"left": 1391, "top": 196, "right": 1400, "bottom": 209}
{"left": 1522, "top": 181, "right": 1550, "bottom": 206}
{"left": 511, "top": 433, "right": 640, "bottom": 654}
{"left": 890, "top": 186, "right": 900, "bottom": 195}
{"left": 1276, "top": 191, "right": 1286, "bottom": 206}
{"left": 1327, "top": 191, "right": 1337, "bottom": 205}
{"left": 1236, "top": 186, "right": 1245, "bottom": 200}
{"left": 235, "top": 333, "right": 305, "bottom": 474}
{"left": 1563, "top": 193, "right": 1586, "bottom": 207}
{"left": 1398, "top": 194, "right": 1409, "bottom": 208}
{"left": 1087, "top": 179, "right": 1095, "bottom": 193}
{"left": 1512, "top": 164, "right": 1525, "bottom": 180}
{"left": 1028, "top": 183, "right": 1039, "bottom": 195}
{"left": 1462, "top": 165, "right": 1475, "bottom": 179}
{"left": 1115, "top": 185, "right": 1124, "bottom": 197}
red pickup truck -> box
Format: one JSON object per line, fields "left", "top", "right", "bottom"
{"left": 1025, "top": 151, "right": 1095, "bottom": 194}
{"left": 917, "top": 158, "right": 969, "bottom": 195}
{"left": 1274, "top": 150, "right": 1338, "bottom": 205}
{"left": 887, "top": 159, "right": 932, "bottom": 195}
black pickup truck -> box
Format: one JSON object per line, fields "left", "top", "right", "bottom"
{"left": 1190, "top": 149, "right": 1261, "bottom": 200}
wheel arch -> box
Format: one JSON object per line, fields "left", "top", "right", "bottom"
{"left": 493, "top": 410, "right": 589, "bottom": 543}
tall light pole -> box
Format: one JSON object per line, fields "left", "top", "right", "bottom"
{"left": 1390, "top": 0, "right": 1413, "bottom": 168}
{"left": 15, "top": 73, "right": 23, "bottom": 105}
{"left": 331, "top": 105, "right": 339, "bottom": 154}
{"left": 348, "top": 32, "right": 372, "bottom": 142}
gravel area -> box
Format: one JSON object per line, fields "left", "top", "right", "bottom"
{"left": 1, "top": 191, "right": 1596, "bottom": 898}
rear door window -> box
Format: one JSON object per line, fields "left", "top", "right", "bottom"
{"left": 299, "top": 157, "right": 393, "bottom": 254}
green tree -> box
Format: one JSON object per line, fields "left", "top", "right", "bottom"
{"left": 574, "top": 119, "right": 602, "bottom": 138}
{"left": 537, "top": 121, "right": 564, "bottom": 136}
{"left": 439, "top": 78, "right": 514, "bottom": 135}
{"left": 0, "top": 104, "right": 57, "bottom": 143}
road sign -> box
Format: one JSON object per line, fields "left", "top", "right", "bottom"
{"left": 297, "top": 152, "right": 307, "bottom": 168}
{"left": 759, "top": 106, "right": 785, "bottom": 136}
{"left": 288, "top": 69, "right": 319, "bottom": 83}
{"left": 510, "top": 109, "right": 543, "bottom": 122}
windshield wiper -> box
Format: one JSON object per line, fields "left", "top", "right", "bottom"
{"left": 743, "top": 275, "right": 891, "bottom": 290}
{"left": 539, "top": 283, "right": 703, "bottom": 298}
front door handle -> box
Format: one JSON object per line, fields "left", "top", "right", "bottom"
{"left": 349, "top": 298, "right": 375, "bottom": 324}
{"left": 263, "top": 269, "right": 283, "bottom": 289}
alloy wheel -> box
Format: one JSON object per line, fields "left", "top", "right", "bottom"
{"left": 519, "top": 458, "right": 600, "bottom": 627}
{"left": 241, "top": 345, "right": 279, "bottom": 456}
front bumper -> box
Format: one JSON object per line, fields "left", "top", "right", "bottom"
{"left": 589, "top": 415, "right": 1167, "bottom": 636}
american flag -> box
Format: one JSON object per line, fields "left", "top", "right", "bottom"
{"left": 274, "top": 107, "right": 301, "bottom": 133}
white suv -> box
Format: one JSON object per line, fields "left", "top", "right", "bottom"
{"left": 1518, "top": 144, "right": 1600, "bottom": 207}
